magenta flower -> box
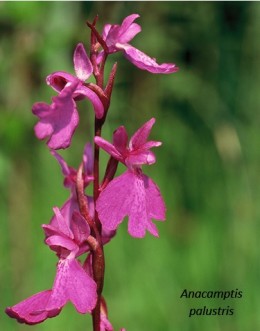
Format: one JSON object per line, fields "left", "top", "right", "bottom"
{"left": 6, "top": 208, "right": 97, "bottom": 325}
{"left": 100, "top": 14, "right": 178, "bottom": 74}
{"left": 32, "top": 44, "right": 104, "bottom": 150}
{"left": 47, "top": 43, "right": 104, "bottom": 119}
{"left": 95, "top": 118, "right": 166, "bottom": 238}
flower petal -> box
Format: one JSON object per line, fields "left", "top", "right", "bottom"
{"left": 71, "top": 211, "right": 91, "bottom": 245}
{"left": 83, "top": 142, "right": 94, "bottom": 179}
{"left": 127, "top": 172, "right": 165, "bottom": 237}
{"left": 96, "top": 170, "right": 165, "bottom": 238}
{"left": 52, "top": 207, "right": 74, "bottom": 239}
{"left": 96, "top": 171, "right": 134, "bottom": 231}
{"left": 129, "top": 118, "right": 156, "bottom": 150}
{"left": 95, "top": 136, "right": 123, "bottom": 161}
{"left": 5, "top": 290, "right": 60, "bottom": 325}
{"left": 32, "top": 103, "right": 54, "bottom": 140}
{"left": 73, "top": 43, "right": 93, "bottom": 81}
{"left": 50, "top": 196, "right": 77, "bottom": 229}
{"left": 120, "top": 14, "right": 140, "bottom": 33}
{"left": 45, "top": 235, "right": 78, "bottom": 253}
{"left": 102, "top": 23, "right": 112, "bottom": 41}
{"left": 116, "top": 14, "right": 141, "bottom": 44}
{"left": 103, "top": 14, "right": 141, "bottom": 52}
{"left": 46, "top": 258, "right": 97, "bottom": 314}
{"left": 118, "top": 44, "right": 179, "bottom": 74}
{"left": 113, "top": 126, "right": 128, "bottom": 155}
{"left": 32, "top": 81, "right": 79, "bottom": 149}
{"left": 42, "top": 224, "right": 60, "bottom": 238}
{"left": 76, "top": 85, "right": 104, "bottom": 119}
{"left": 46, "top": 71, "right": 77, "bottom": 93}
{"left": 126, "top": 150, "right": 157, "bottom": 167}
{"left": 145, "top": 174, "right": 166, "bottom": 221}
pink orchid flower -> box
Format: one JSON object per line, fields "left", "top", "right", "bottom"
{"left": 47, "top": 43, "right": 104, "bottom": 118}
{"left": 100, "top": 14, "right": 178, "bottom": 74}
{"left": 32, "top": 44, "right": 104, "bottom": 150}
{"left": 95, "top": 118, "right": 166, "bottom": 238}
{"left": 6, "top": 208, "right": 97, "bottom": 325}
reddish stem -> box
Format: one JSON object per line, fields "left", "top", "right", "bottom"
{"left": 76, "top": 163, "right": 105, "bottom": 331}
{"left": 86, "top": 19, "right": 117, "bottom": 330}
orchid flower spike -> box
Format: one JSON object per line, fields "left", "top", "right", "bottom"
{"left": 100, "top": 14, "right": 179, "bottom": 74}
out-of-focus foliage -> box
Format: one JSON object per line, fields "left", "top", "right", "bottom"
{"left": 0, "top": 2, "right": 259, "bottom": 331}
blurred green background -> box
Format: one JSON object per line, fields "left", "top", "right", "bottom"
{"left": 0, "top": 1, "right": 259, "bottom": 331}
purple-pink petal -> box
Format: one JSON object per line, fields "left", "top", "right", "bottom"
{"left": 42, "top": 223, "right": 60, "bottom": 238}
{"left": 71, "top": 211, "right": 91, "bottom": 245}
{"left": 102, "top": 23, "right": 112, "bottom": 41}
{"left": 145, "top": 175, "right": 166, "bottom": 221}
{"left": 129, "top": 118, "right": 156, "bottom": 150}
{"left": 118, "top": 22, "right": 141, "bottom": 44}
{"left": 5, "top": 290, "right": 61, "bottom": 325}
{"left": 83, "top": 142, "right": 94, "bottom": 178}
{"left": 95, "top": 136, "right": 123, "bottom": 161}
{"left": 52, "top": 207, "right": 74, "bottom": 239}
{"left": 73, "top": 43, "right": 93, "bottom": 81}
{"left": 96, "top": 170, "right": 165, "bottom": 238}
{"left": 32, "top": 81, "right": 79, "bottom": 149}
{"left": 113, "top": 126, "right": 128, "bottom": 155}
{"left": 118, "top": 44, "right": 179, "bottom": 74}
{"left": 142, "top": 140, "right": 162, "bottom": 149}
{"left": 45, "top": 235, "right": 78, "bottom": 253}
{"left": 75, "top": 85, "right": 104, "bottom": 119}
{"left": 116, "top": 14, "right": 141, "bottom": 44}
{"left": 46, "top": 258, "right": 97, "bottom": 314}
{"left": 126, "top": 150, "right": 157, "bottom": 167}
{"left": 50, "top": 196, "right": 76, "bottom": 229}
{"left": 46, "top": 71, "right": 77, "bottom": 93}
{"left": 120, "top": 14, "right": 140, "bottom": 33}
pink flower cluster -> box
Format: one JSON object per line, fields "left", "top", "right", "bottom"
{"left": 6, "top": 13, "right": 178, "bottom": 330}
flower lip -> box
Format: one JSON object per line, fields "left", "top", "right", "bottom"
{"left": 96, "top": 169, "right": 166, "bottom": 238}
